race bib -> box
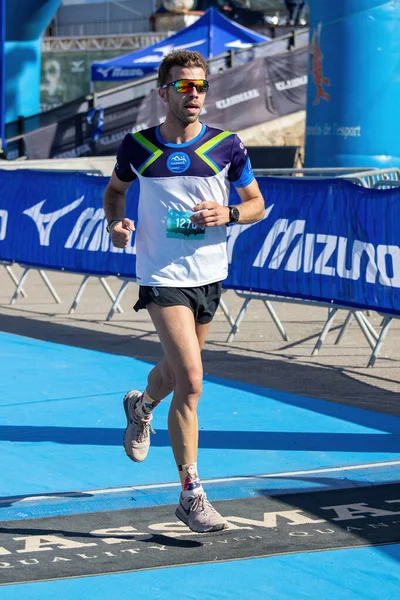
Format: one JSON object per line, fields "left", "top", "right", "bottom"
{"left": 166, "top": 209, "right": 205, "bottom": 240}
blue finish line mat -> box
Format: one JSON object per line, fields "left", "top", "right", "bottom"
{"left": 2, "top": 332, "right": 400, "bottom": 499}
{"left": 1, "top": 482, "right": 400, "bottom": 585}
{"left": 1, "top": 331, "right": 400, "bottom": 597}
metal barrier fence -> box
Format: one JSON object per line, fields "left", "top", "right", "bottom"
{"left": 253, "top": 167, "right": 400, "bottom": 183}
{"left": 341, "top": 168, "right": 400, "bottom": 188}
{"left": 373, "top": 179, "right": 400, "bottom": 190}
{"left": 42, "top": 32, "right": 172, "bottom": 53}
{"left": 2, "top": 165, "right": 399, "bottom": 367}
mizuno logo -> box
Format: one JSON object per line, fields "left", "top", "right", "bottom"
{"left": 23, "top": 197, "right": 84, "bottom": 246}
{"left": 71, "top": 61, "right": 84, "bottom": 72}
{"left": 96, "top": 67, "right": 112, "bottom": 78}
{"left": 245, "top": 205, "right": 400, "bottom": 289}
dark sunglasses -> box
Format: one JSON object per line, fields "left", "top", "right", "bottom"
{"left": 161, "top": 79, "right": 209, "bottom": 94}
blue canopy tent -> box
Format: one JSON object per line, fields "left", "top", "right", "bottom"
{"left": 91, "top": 8, "right": 270, "bottom": 82}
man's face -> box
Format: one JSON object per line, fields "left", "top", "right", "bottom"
{"left": 159, "top": 65, "right": 207, "bottom": 125}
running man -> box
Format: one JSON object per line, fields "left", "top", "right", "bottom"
{"left": 103, "top": 50, "right": 265, "bottom": 533}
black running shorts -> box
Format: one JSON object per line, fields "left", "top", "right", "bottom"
{"left": 134, "top": 282, "right": 222, "bottom": 324}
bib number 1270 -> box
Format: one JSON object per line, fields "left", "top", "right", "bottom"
{"left": 166, "top": 209, "right": 205, "bottom": 240}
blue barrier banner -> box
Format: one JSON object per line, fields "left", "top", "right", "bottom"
{"left": 226, "top": 178, "right": 400, "bottom": 316}
{"left": 0, "top": 170, "right": 400, "bottom": 316}
{"left": 0, "top": 170, "right": 138, "bottom": 277}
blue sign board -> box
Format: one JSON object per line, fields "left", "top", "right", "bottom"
{"left": 305, "top": 0, "right": 400, "bottom": 168}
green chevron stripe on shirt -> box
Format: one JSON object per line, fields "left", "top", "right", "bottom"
{"left": 132, "top": 132, "right": 163, "bottom": 174}
{"left": 195, "top": 131, "right": 233, "bottom": 174}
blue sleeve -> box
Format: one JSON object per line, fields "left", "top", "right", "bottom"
{"left": 115, "top": 134, "right": 137, "bottom": 183}
{"left": 227, "top": 135, "right": 255, "bottom": 188}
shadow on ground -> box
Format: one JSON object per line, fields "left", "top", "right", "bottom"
{"left": 0, "top": 312, "right": 399, "bottom": 417}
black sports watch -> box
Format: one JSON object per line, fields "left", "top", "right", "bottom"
{"left": 228, "top": 206, "right": 240, "bottom": 224}
{"left": 106, "top": 219, "right": 121, "bottom": 234}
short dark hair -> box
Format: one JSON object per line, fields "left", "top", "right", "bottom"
{"left": 158, "top": 50, "right": 208, "bottom": 87}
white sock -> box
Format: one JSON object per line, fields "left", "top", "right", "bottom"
{"left": 179, "top": 462, "right": 203, "bottom": 498}
{"left": 135, "top": 390, "right": 160, "bottom": 419}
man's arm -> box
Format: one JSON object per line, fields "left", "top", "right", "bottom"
{"left": 231, "top": 179, "right": 265, "bottom": 224}
{"left": 103, "top": 170, "right": 132, "bottom": 223}
{"left": 190, "top": 179, "right": 265, "bottom": 227}
{"left": 103, "top": 170, "right": 135, "bottom": 248}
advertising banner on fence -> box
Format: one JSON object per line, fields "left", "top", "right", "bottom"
{"left": 20, "top": 51, "right": 307, "bottom": 160}
{"left": 226, "top": 178, "right": 400, "bottom": 315}
{"left": 0, "top": 170, "right": 138, "bottom": 277}
{"left": 266, "top": 48, "right": 308, "bottom": 117}
{"left": 133, "top": 54, "right": 307, "bottom": 136}
{"left": 1, "top": 170, "right": 399, "bottom": 315}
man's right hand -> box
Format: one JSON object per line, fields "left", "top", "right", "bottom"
{"left": 111, "top": 218, "right": 135, "bottom": 248}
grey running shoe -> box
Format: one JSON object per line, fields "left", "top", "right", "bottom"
{"left": 175, "top": 492, "right": 228, "bottom": 533}
{"left": 123, "top": 390, "right": 154, "bottom": 463}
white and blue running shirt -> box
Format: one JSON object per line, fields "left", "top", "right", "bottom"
{"left": 115, "top": 123, "right": 254, "bottom": 287}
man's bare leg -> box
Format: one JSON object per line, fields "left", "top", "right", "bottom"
{"left": 146, "top": 359, "right": 173, "bottom": 402}
{"left": 147, "top": 303, "right": 204, "bottom": 468}
{"left": 124, "top": 310, "right": 209, "bottom": 462}
{"left": 146, "top": 317, "right": 209, "bottom": 397}
{"left": 147, "top": 303, "right": 227, "bottom": 533}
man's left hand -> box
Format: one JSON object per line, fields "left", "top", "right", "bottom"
{"left": 191, "top": 201, "right": 229, "bottom": 227}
